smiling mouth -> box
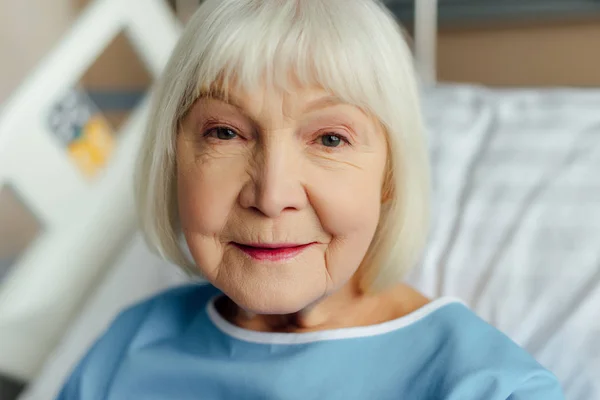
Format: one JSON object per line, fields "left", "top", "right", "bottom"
{"left": 232, "top": 242, "right": 315, "bottom": 262}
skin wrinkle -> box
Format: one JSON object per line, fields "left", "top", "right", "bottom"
{"left": 177, "top": 83, "right": 398, "bottom": 331}
{"left": 308, "top": 154, "right": 363, "bottom": 170}
{"left": 198, "top": 89, "right": 372, "bottom": 146}
{"left": 196, "top": 99, "right": 368, "bottom": 176}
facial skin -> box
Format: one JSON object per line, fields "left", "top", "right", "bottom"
{"left": 177, "top": 82, "right": 390, "bottom": 329}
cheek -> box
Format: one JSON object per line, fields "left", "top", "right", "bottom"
{"left": 307, "top": 159, "right": 385, "bottom": 280}
{"left": 309, "top": 163, "right": 384, "bottom": 238}
{"left": 176, "top": 140, "right": 246, "bottom": 241}
{"left": 176, "top": 140, "right": 250, "bottom": 279}
{"left": 177, "top": 168, "right": 230, "bottom": 235}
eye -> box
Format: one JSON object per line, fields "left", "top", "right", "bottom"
{"left": 206, "top": 127, "right": 238, "bottom": 140}
{"left": 320, "top": 133, "right": 346, "bottom": 148}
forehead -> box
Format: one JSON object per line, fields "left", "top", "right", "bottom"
{"left": 222, "top": 86, "right": 336, "bottom": 110}
{"left": 197, "top": 81, "right": 373, "bottom": 124}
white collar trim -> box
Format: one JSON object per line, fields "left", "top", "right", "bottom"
{"left": 206, "top": 295, "right": 466, "bottom": 345}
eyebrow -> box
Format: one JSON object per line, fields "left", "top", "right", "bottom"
{"left": 199, "top": 90, "right": 245, "bottom": 111}
{"left": 202, "top": 90, "right": 348, "bottom": 113}
{"left": 197, "top": 90, "right": 255, "bottom": 121}
{"left": 196, "top": 90, "right": 367, "bottom": 134}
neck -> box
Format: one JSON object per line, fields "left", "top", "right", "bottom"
{"left": 217, "top": 281, "right": 427, "bottom": 333}
{"left": 219, "top": 280, "right": 364, "bottom": 333}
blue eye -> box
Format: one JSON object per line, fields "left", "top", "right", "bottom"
{"left": 321, "top": 134, "right": 343, "bottom": 147}
{"left": 208, "top": 127, "right": 238, "bottom": 140}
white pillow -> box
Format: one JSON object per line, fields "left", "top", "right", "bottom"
{"left": 408, "top": 84, "right": 600, "bottom": 400}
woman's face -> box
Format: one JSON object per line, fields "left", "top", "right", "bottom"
{"left": 177, "top": 83, "right": 388, "bottom": 314}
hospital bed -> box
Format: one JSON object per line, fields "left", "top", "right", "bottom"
{"left": 0, "top": 0, "right": 181, "bottom": 396}
{"left": 0, "top": 1, "right": 598, "bottom": 399}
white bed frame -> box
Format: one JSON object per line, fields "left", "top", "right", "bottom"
{"left": 0, "top": 0, "right": 438, "bottom": 382}
{"left": 414, "top": 0, "right": 439, "bottom": 86}
{"left": 0, "top": 0, "right": 181, "bottom": 381}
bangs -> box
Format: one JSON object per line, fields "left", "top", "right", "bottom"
{"left": 181, "top": 0, "right": 397, "bottom": 117}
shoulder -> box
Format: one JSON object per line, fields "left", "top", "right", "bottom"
{"left": 56, "top": 283, "right": 219, "bottom": 400}
{"left": 107, "top": 282, "right": 220, "bottom": 346}
{"left": 417, "top": 299, "right": 565, "bottom": 399}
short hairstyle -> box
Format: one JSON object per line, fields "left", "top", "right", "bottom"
{"left": 135, "top": 0, "right": 430, "bottom": 293}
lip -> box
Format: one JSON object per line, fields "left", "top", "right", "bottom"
{"left": 232, "top": 242, "right": 314, "bottom": 262}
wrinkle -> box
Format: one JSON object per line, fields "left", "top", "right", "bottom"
{"left": 311, "top": 155, "right": 363, "bottom": 170}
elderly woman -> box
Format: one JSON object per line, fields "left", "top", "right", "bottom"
{"left": 58, "top": 0, "right": 564, "bottom": 399}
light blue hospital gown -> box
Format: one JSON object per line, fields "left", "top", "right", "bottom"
{"left": 57, "top": 284, "right": 564, "bottom": 399}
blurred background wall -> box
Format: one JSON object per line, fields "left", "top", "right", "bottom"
{"left": 2, "top": 0, "right": 599, "bottom": 110}
{"left": 0, "top": 1, "right": 74, "bottom": 105}
{"left": 438, "top": 19, "right": 600, "bottom": 87}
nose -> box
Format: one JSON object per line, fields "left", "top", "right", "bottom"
{"left": 238, "top": 140, "right": 307, "bottom": 218}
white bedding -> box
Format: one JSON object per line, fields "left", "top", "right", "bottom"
{"left": 21, "top": 84, "right": 600, "bottom": 400}
{"left": 409, "top": 84, "right": 600, "bottom": 399}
